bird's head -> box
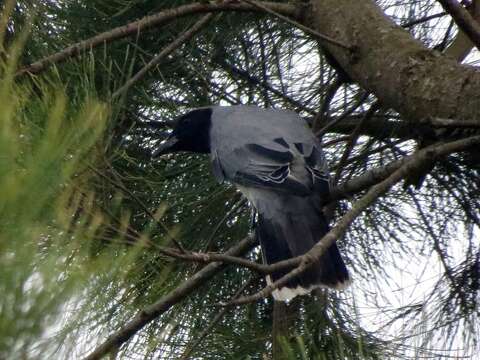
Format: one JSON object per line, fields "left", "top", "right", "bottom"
{"left": 152, "top": 107, "right": 213, "bottom": 157}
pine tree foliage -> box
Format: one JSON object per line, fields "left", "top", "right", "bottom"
{"left": 1, "top": 0, "right": 479, "bottom": 359}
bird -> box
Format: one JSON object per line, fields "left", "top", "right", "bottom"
{"left": 153, "top": 105, "right": 350, "bottom": 301}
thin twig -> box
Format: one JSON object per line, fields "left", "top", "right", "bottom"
{"left": 322, "top": 135, "right": 351, "bottom": 147}
{"left": 401, "top": 12, "right": 447, "bottom": 28}
{"left": 241, "top": 0, "right": 353, "bottom": 50}
{"left": 315, "top": 92, "right": 370, "bottom": 137}
{"left": 406, "top": 188, "right": 470, "bottom": 312}
{"left": 159, "top": 247, "right": 272, "bottom": 274}
{"left": 83, "top": 236, "right": 257, "bottom": 360}
{"left": 223, "top": 135, "right": 480, "bottom": 306}
{"left": 318, "top": 114, "right": 411, "bottom": 140}
{"left": 89, "top": 164, "right": 186, "bottom": 253}
{"left": 328, "top": 152, "right": 405, "bottom": 201}
{"left": 216, "top": 56, "right": 315, "bottom": 114}
{"left": 333, "top": 101, "right": 382, "bottom": 183}
{"left": 16, "top": 2, "right": 298, "bottom": 76}
{"left": 177, "top": 278, "right": 255, "bottom": 360}
{"left": 437, "top": 0, "right": 480, "bottom": 51}
{"left": 112, "top": 14, "right": 213, "bottom": 98}
{"left": 312, "top": 76, "right": 344, "bottom": 133}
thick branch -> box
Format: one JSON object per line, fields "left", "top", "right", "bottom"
{"left": 16, "top": 2, "right": 298, "bottom": 76}
{"left": 304, "top": 0, "right": 480, "bottom": 125}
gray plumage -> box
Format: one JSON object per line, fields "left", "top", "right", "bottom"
{"left": 154, "top": 105, "right": 350, "bottom": 301}
{"left": 210, "top": 106, "right": 329, "bottom": 190}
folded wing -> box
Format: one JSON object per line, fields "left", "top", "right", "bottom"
{"left": 213, "top": 137, "right": 330, "bottom": 196}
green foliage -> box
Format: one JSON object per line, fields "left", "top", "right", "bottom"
{"left": 0, "top": 26, "right": 130, "bottom": 358}
{"left": 1, "top": 1, "right": 479, "bottom": 359}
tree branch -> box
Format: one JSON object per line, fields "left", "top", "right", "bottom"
{"left": 223, "top": 135, "right": 480, "bottom": 305}
{"left": 332, "top": 101, "right": 382, "bottom": 183}
{"left": 89, "top": 164, "right": 186, "bottom": 253}
{"left": 177, "top": 278, "right": 255, "bottom": 360}
{"left": 211, "top": 53, "right": 315, "bottom": 114}
{"left": 328, "top": 155, "right": 405, "bottom": 201}
{"left": 438, "top": 0, "right": 480, "bottom": 52}
{"left": 158, "top": 246, "right": 273, "bottom": 274}
{"left": 83, "top": 236, "right": 257, "bottom": 360}
{"left": 16, "top": 2, "right": 298, "bottom": 76}
{"left": 304, "top": 0, "right": 480, "bottom": 126}
{"left": 319, "top": 115, "right": 413, "bottom": 140}
{"left": 421, "top": 116, "right": 480, "bottom": 128}
{"left": 143, "top": 113, "right": 414, "bottom": 141}
{"left": 240, "top": 0, "right": 352, "bottom": 50}
{"left": 443, "top": 0, "right": 480, "bottom": 62}
{"left": 401, "top": 12, "right": 447, "bottom": 28}
{"left": 112, "top": 14, "right": 214, "bottom": 98}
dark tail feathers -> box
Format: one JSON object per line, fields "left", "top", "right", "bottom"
{"left": 257, "top": 208, "right": 350, "bottom": 301}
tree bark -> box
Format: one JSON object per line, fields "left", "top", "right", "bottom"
{"left": 304, "top": 0, "right": 480, "bottom": 124}
{"left": 444, "top": 0, "right": 480, "bottom": 62}
{"left": 272, "top": 300, "right": 299, "bottom": 360}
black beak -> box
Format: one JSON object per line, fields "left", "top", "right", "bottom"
{"left": 151, "top": 136, "right": 179, "bottom": 157}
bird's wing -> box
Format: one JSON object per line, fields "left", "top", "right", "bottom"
{"left": 217, "top": 137, "right": 329, "bottom": 196}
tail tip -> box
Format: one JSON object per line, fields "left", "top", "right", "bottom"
{"left": 267, "top": 276, "right": 352, "bottom": 302}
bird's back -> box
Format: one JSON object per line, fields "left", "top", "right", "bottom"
{"left": 209, "top": 106, "right": 321, "bottom": 186}
{"left": 209, "top": 106, "right": 315, "bottom": 150}
{"left": 206, "top": 106, "right": 350, "bottom": 300}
